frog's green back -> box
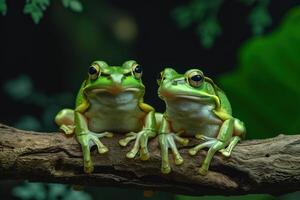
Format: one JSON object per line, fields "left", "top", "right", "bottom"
{"left": 206, "top": 77, "right": 232, "bottom": 115}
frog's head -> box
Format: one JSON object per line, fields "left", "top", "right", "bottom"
{"left": 83, "top": 60, "right": 145, "bottom": 99}
{"left": 157, "top": 68, "right": 216, "bottom": 102}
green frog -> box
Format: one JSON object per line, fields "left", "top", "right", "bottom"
{"left": 55, "top": 60, "right": 160, "bottom": 173}
{"left": 157, "top": 68, "right": 246, "bottom": 175}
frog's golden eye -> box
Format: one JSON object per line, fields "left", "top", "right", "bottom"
{"left": 187, "top": 70, "right": 204, "bottom": 88}
{"left": 132, "top": 64, "right": 142, "bottom": 79}
{"left": 88, "top": 64, "right": 101, "bottom": 80}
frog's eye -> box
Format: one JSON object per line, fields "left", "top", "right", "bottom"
{"left": 187, "top": 70, "right": 204, "bottom": 88}
{"left": 88, "top": 64, "right": 101, "bottom": 80}
{"left": 132, "top": 64, "right": 142, "bottom": 79}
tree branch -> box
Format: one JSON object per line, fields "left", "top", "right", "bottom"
{"left": 0, "top": 123, "right": 299, "bottom": 196}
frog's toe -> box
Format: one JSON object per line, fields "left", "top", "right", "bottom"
{"left": 91, "top": 131, "right": 113, "bottom": 138}
{"left": 161, "top": 165, "right": 171, "bottom": 174}
{"left": 174, "top": 155, "right": 184, "bottom": 165}
{"left": 126, "top": 150, "right": 137, "bottom": 159}
{"left": 119, "top": 139, "right": 129, "bottom": 147}
{"left": 90, "top": 135, "right": 109, "bottom": 154}
{"left": 98, "top": 146, "right": 109, "bottom": 154}
{"left": 219, "top": 149, "right": 230, "bottom": 157}
{"left": 84, "top": 161, "right": 94, "bottom": 174}
{"left": 119, "top": 132, "right": 137, "bottom": 147}
{"left": 140, "top": 147, "right": 150, "bottom": 161}
{"left": 198, "top": 167, "right": 208, "bottom": 176}
{"left": 105, "top": 132, "right": 114, "bottom": 138}
{"left": 60, "top": 125, "right": 75, "bottom": 135}
{"left": 188, "top": 148, "right": 197, "bottom": 156}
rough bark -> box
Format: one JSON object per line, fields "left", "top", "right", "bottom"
{"left": 0, "top": 123, "right": 300, "bottom": 196}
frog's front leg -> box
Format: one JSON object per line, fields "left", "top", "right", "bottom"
{"left": 119, "top": 110, "right": 157, "bottom": 160}
{"left": 74, "top": 112, "right": 112, "bottom": 173}
{"left": 190, "top": 118, "right": 234, "bottom": 175}
{"left": 159, "top": 117, "right": 189, "bottom": 174}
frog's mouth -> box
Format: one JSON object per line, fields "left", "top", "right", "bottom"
{"left": 90, "top": 87, "right": 141, "bottom": 95}
{"left": 159, "top": 90, "right": 211, "bottom": 102}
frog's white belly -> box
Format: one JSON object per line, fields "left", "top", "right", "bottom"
{"left": 165, "top": 99, "right": 222, "bottom": 138}
{"left": 85, "top": 92, "right": 145, "bottom": 133}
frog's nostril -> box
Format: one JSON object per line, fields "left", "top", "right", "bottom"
{"left": 172, "top": 80, "right": 177, "bottom": 85}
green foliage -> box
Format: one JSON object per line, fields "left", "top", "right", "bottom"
{"left": 172, "top": 0, "right": 223, "bottom": 48}
{"left": 61, "top": 0, "right": 83, "bottom": 12}
{"left": 246, "top": 0, "right": 272, "bottom": 35}
{"left": 3, "top": 75, "right": 33, "bottom": 101}
{"left": 3, "top": 74, "right": 74, "bottom": 131}
{"left": 219, "top": 6, "right": 300, "bottom": 139}
{"left": 0, "top": 0, "right": 6, "bottom": 15}
{"left": 23, "top": 0, "right": 50, "bottom": 24}
{"left": 13, "top": 182, "right": 92, "bottom": 200}
{"left": 1, "top": 0, "right": 82, "bottom": 24}
{"left": 172, "top": 0, "right": 273, "bottom": 48}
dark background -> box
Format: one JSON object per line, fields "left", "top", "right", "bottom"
{"left": 0, "top": 0, "right": 296, "bottom": 123}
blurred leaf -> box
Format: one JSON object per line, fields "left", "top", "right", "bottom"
{"left": 3, "top": 75, "right": 33, "bottom": 100}
{"left": 48, "top": 184, "right": 68, "bottom": 200}
{"left": 13, "top": 182, "right": 46, "bottom": 200}
{"left": 248, "top": 3, "right": 272, "bottom": 35}
{"left": 23, "top": 0, "right": 50, "bottom": 24}
{"left": 63, "top": 190, "right": 92, "bottom": 200}
{"left": 219, "top": 6, "right": 300, "bottom": 139}
{"left": 0, "top": 0, "right": 7, "bottom": 15}
{"left": 196, "top": 19, "right": 221, "bottom": 48}
{"left": 61, "top": 0, "right": 83, "bottom": 12}
{"left": 14, "top": 115, "right": 41, "bottom": 131}
{"left": 172, "top": 0, "right": 223, "bottom": 48}
{"left": 69, "top": 0, "right": 82, "bottom": 12}
{"left": 172, "top": 6, "right": 193, "bottom": 28}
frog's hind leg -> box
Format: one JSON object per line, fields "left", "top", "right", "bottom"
{"left": 198, "top": 118, "right": 234, "bottom": 175}
{"left": 55, "top": 109, "right": 75, "bottom": 135}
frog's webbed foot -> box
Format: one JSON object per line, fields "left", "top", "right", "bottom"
{"left": 77, "top": 131, "right": 113, "bottom": 173}
{"left": 119, "top": 128, "right": 155, "bottom": 160}
{"left": 218, "top": 136, "right": 240, "bottom": 157}
{"left": 60, "top": 125, "right": 75, "bottom": 135}
{"left": 159, "top": 133, "right": 189, "bottom": 174}
{"left": 188, "top": 139, "right": 227, "bottom": 175}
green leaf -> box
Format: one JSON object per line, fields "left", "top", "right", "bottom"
{"left": 69, "top": 0, "right": 82, "bottom": 12}
{"left": 61, "top": 0, "right": 83, "bottom": 12}
{"left": 3, "top": 75, "right": 33, "bottom": 100}
{"left": 23, "top": 0, "right": 50, "bottom": 24}
{"left": 62, "top": 0, "right": 71, "bottom": 8}
{"left": 249, "top": 6, "right": 272, "bottom": 35}
{"left": 172, "top": 0, "right": 223, "bottom": 48}
{"left": 0, "top": 0, "right": 7, "bottom": 15}
{"left": 13, "top": 182, "right": 46, "bottom": 200}
{"left": 196, "top": 19, "right": 221, "bottom": 48}
{"left": 219, "top": 6, "right": 300, "bottom": 139}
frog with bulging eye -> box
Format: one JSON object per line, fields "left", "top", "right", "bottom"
{"left": 55, "top": 60, "right": 161, "bottom": 173}
{"left": 157, "top": 68, "right": 246, "bottom": 175}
